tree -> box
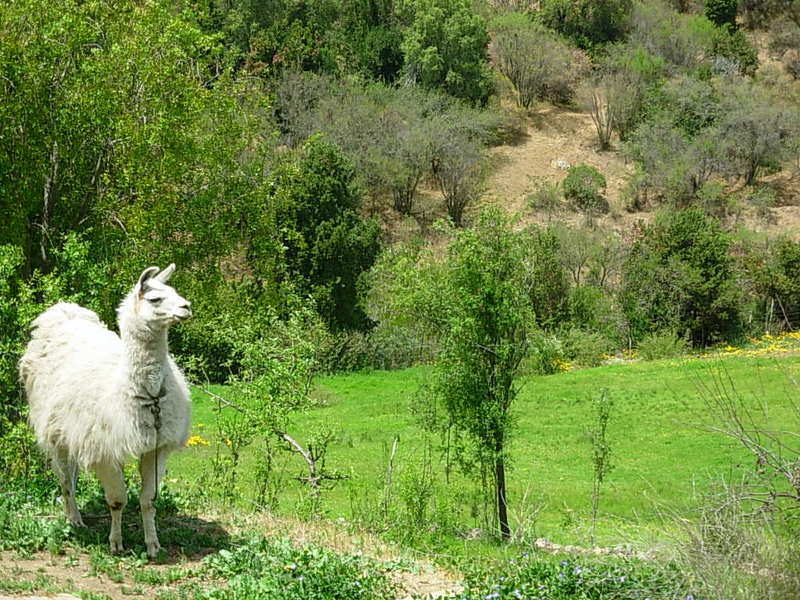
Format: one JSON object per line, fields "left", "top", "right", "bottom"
{"left": 399, "top": 0, "right": 493, "bottom": 105}
{"left": 620, "top": 208, "right": 741, "bottom": 345}
{"left": 714, "top": 83, "right": 800, "bottom": 185}
{"left": 427, "top": 210, "right": 536, "bottom": 538}
{"left": 429, "top": 119, "right": 488, "bottom": 227}
{"left": 540, "top": 0, "right": 632, "bottom": 50}
{"left": 253, "top": 136, "right": 381, "bottom": 331}
{"left": 492, "top": 14, "right": 574, "bottom": 108}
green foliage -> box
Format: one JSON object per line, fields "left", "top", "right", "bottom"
{"left": 620, "top": 209, "right": 741, "bottom": 345}
{"left": 562, "top": 165, "right": 609, "bottom": 217}
{"left": 491, "top": 14, "right": 576, "bottom": 107}
{"left": 629, "top": 2, "right": 717, "bottom": 72}
{"left": 524, "top": 226, "right": 571, "bottom": 328}
{"left": 539, "top": 0, "right": 633, "bottom": 51}
{"left": 560, "top": 327, "right": 615, "bottom": 368}
{"left": 527, "top": 178, "right": 563, "bottom": 220}
{"left": 704, "top": 0, "right": 738, "bottom": 28}
{"left": 587, "top": 391, "right": 614, "bottom": 542}
{"left": 711, "top": 24, "right": 759, "bottom": 76}
{"left": 0, "top": 492, "right": 71, "bottom": 554}
{"left": 713, "top": 81, "right": 800, "bottom": 185}
{"left": 759, "top": 238, "right": 800, "bottom": 329}
{"left": 399, "top": 0, "right": 494, "bottom": 104}
{"left": 445, "top": 554, "right": 692, "bottom": 600}
{"left": 623, "top": 116, "right": 715, "bottom": 204}
{"left": 526, "top": 332, "right": 568, "bottom": 375}
{"left": 637, "top": 330, "right": 690, "bottom": 360}
{"left": 208, "top": 0, "right": 404, "bottom": 81}
{"left": 256, "top": 136, "right": 382, "bottom": 331}
{"left": 200, "top": 536, "right": 396, "bottom": 600}
{"left": 395, "top": 210, "right": 538, "bottom": 537}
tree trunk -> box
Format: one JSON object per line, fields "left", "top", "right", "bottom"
{"left": 495, "top": 452, "right": 510, "bottom": 539}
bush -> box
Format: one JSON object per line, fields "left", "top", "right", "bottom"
{"left": 597, "top": 44, "right": 666, "bottom": 141}
{"left": 637, "top": 330, "right": 690, "bottom": 359}
{"left": 525, "top": 332, "right": 568, "bottom": 375}
{"left": 704, "top": 0, "right": 738, "bottom": 28}
{"left": 623, "top": 116, "right": 717, "bottom": 204}
{"left": 562, "top": 165, "right": 609, "bottom": 216}
{"left": 539, "top": 0, "right": 633, "bottom": 51}
{"left": 711, "top": 24, "right": 759, "bottom": 76}
{"left": 524, "top": 226, "right": 571, "bottom": 328}
{"left": 448, "top": 553, "right": 692, "bottom": 600}
{"left": 253, "top": 136, "right": 382, "bottom": 331}
{"left": 527, "top": 178, "right": 563, "bottom": 220}
{"left": 567, "top": 283, "right": 627, "bottom": 344}
{"left": 560, "top": 327, "right": 615, "bottom": 367}
{"left": 201, "top": 536, "right": 396, "bottom": 600}
{"left": 400, "top": 0, "right": 493, "bottom": 105}
{"left": 629, "top": 2, "right": 717, "bottom": 72}
{"left": 492, "top": 14, "right": 576, "bottom": 107}
{"left": 620, "top": 208, "right": 741, "bottom": 345}
{"left": 714, "top": 81, "right": 800, "bottom": 185}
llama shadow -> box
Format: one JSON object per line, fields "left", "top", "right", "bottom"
{"left": 73, "top": 489, "right": 232, "bottom": 563}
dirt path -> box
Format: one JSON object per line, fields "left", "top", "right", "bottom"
{"left": 485, "top": 104, "right": 634, "bottom": 215}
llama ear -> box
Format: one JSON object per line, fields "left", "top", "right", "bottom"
{"left": 154, "top": 263, "right": 176, "bottom": 283}
{"left": 137, "top": 266, "right": 160, "bottom": 295}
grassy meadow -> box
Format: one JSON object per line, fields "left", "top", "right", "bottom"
{"left": 3, "top": 347, "right": 799, "bottom": 599}
{"left": 171, "top": 350, "right": 800, "bottom": 553}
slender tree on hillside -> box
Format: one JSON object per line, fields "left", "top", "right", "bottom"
{"left": 380, "top": 209, "right": 536, "bottom": 538}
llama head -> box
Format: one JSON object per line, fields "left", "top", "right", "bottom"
{"left": 132, "top": 264, "right": 192, "bottom": 327}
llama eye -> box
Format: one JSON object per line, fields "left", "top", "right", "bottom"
{"left": 146, "top": 297, "right": 163, "bottom": 305}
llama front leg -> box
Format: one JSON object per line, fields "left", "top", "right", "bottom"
{"left": 53, "top": 449, "right": 84, "bottom": 527}
{"left": 94, "top": 462, "right": 128, "bottom": 554}
{"left": 139, "top": 449, "right": 167, "bottom": 558}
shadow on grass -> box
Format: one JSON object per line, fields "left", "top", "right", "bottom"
{"left": 73, "top": 489, "right": 232, "bottom": 564}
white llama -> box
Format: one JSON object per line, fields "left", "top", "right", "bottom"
{"left": 19, "top": 264, "right": 192, "bottom": 558}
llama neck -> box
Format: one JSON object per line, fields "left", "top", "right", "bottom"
{"left": 121, "top": 323, "right": 169, "bottom": 398}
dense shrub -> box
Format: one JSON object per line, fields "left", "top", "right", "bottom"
{"left": 637, "top": 330, "right": 690, "bottom": 359}
{"left": 629, "top": 1, "right": 717, "bottom": 72}
{"left": 539, "top": 0, "right": 633, "bottom": 51}
{"left": 253, "top": 136, "right": 381, "bottom": 331}
{"left": 201, "top": 536, "right": 396, "bottom": 600}
{"left": 714, "top": 82, "right": 800, "bottom": 185}
{"left": 620, "top": 208, "right": 741, "bottom": 345}
{"left": 710, "top": 24, "right": 759, "bottom": 76}
{"left": 759, "top": 238, "right": 800, "bottom": 330}
{"left": 524, "top": 226, "right": 571, "bottom": 328}
{"left": 399, "top": 0, "right": 494, "bottom": 105}
{"left": 560, "top": 326, "right": 615, "bottom": 367}
{"left": 624, "top": 117, "right": 717, "bottom": 204}
{"left": 704, "top": 0, "right": 738, "bottom": 28}
{"left": 492, "top": 13, "right": 576, "bottom": 107}
{"left": 563, "top": 165, "right": 609, "bottom": 216}
{"left": 596, "top": 44, "right": 666, "bottom": 141}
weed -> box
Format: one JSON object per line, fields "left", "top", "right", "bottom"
{"left": 446, "top": 553, "right": 693, "bottom": 600}
{"left": 199, "top": 536, "right": 397, "bottom": 600}
{"left": 587, "top": 391, "right": 614, "bottom": 545}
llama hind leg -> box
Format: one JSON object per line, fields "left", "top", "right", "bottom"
{"left": 139, "top": 449, "right": 167, "bottom": 558}
{"left": 53, "top": 449, "right": 84, "bottom": 527}
{"left": 94, "top": 462, "right": 127, "bottom": 554}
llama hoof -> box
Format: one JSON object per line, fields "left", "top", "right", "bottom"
{"left": 109, "top": 538, "right": 124, "bottom": 554}
{"left": 69, "top": 515, "right": 87, "bottom": 528}
{"left": 146, "top": 541, "right": 162, "bottom": 559}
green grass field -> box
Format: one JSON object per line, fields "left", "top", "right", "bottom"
{"left": 171, "top": 353, "right": 800, "bottom": 551}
